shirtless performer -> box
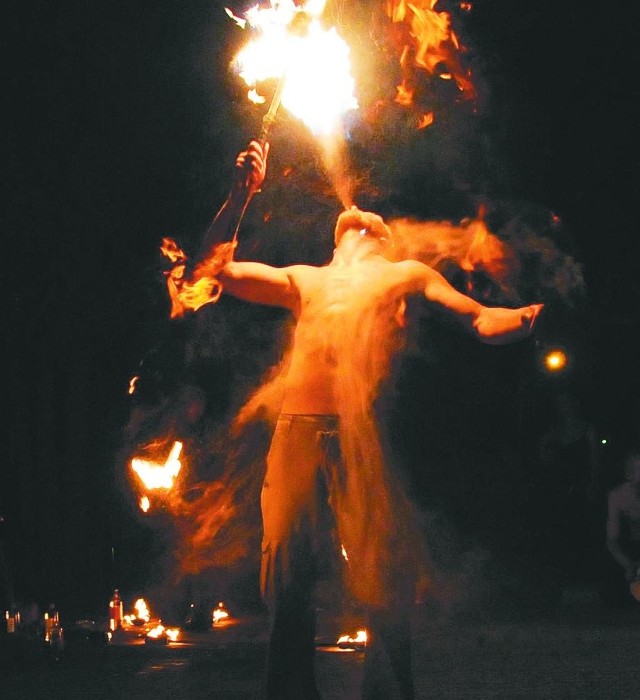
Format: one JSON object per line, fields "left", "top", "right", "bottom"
{"left": 175, "top": 140, "right": 544, "bottom": 699}
{"left": 605, "top": 450, "right": 640, "bottom": 604}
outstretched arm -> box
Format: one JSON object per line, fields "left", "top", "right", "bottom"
{"left": 421, "top": 264, "right": 543, "bottom": 344}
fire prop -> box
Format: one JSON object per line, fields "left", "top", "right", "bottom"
{"left": 227, "top": 0, "right": 358, "bottom": 138}
{"left": 212, "top": 601, "right": 231, "bottom": 624}
{"left": 115, "top": 597, "right": 181, "bottom": 644}
{"left": 145, "top": 624, "right": 180, "bottom": 645}
{"left": 123, "top": 597, "right": 151, "bottom": 626}
{"left": 130, "top": 441, "right": 183, "bottom": 511}
{"left": 337, "top": 628, "right": 367, "bottom": 651}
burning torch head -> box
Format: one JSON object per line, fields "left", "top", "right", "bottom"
{"left": 334, "top": 206, "right": 393, "bottom": 248}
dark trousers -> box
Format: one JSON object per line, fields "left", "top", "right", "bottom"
{"left": 260, "top": 414, "right": 415, "bottom": 699}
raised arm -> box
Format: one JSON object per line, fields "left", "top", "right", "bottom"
{"left": 164, "top": 140, "right": 270, "bottom": 318}
{"left": 421, "top": 263, "right": 543, "bottom": 344}
{"left": 196, "top": 139, "right": 270, "bottom": 263}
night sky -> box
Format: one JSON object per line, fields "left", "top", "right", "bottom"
{"left": 3, "top": 0, "right": 639, "bottom": 619}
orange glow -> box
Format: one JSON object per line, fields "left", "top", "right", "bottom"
{"left": 337, "top": 629, "right": 367, "bottom": 650}
{"left": 123, "top": 597, "right": 151, "bottom": 625}
{"left": 384, "top": 0, "right": 475, "bottom": 124}
{"left": 139, "top": 496, "right": 150, "bottom": 513}
{"left": 544, "top": 349, "right": 567, "bottom": 372}
{"left": 146, "top": 624, "right": 180, "bottom": 642}
{"left": 131, "top": 441, "right": 183, "bottom": 491}
{"left": 229, "top": 0, "right": 358, "bottom": 136}
{"left": 212, "top": 601, "right": 230, "bottom": 624}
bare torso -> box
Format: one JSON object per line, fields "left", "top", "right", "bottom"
{"left": 281, "top": 257, "right": 420, "bottom": 414}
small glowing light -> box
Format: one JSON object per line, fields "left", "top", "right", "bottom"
{"left": 601, "top": 438, "right": 608, "bottom": 445}
{"left": 128, "top": 375, "right": 139, "bottom": 395}
{"left": 543, "top": 349, "right": 567, "bottom": 373}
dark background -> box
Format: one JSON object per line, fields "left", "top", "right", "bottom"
{"left": 2, "top": 0, "right": 638, "bottom": 619}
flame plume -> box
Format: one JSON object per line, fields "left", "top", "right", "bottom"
{"left": 228, "top": 0, "right": 358, "bottom": 137}
{"left": 386, "top": 0, "right": 475, "bottom": 109}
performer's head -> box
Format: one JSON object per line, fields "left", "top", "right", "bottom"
{"left": 334, "top": 206, "right": 393, "bottom": 249}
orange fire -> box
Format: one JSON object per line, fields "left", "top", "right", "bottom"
{"left": 146, "top": 624, "right": 180, "bottom": 642}
{"left": 383, "top": 0, "right": 475, "bottom": 126}
{"left": 337, "top": 628, "right": 367, "bottom": 650}
{"left": 123, "top": 597, "right": 151, "bottom": 625}
{"left": 212, "top": 601, "right": 230, "bottom": 624}
{"left": 228, "top": 0, "right": 358, "bottom": 136}
{"left": 131, "top": 441, "right": 183, "bottom": 491}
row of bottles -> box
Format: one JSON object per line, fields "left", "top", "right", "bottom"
{"left": 4, "top": 590, "right": 124, "bottom": 637}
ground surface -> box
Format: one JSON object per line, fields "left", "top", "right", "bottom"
{"left": 3, "top": 595, "right": 640, "bottom": 699}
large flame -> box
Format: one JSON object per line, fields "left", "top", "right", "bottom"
{"left": 229, "top": 0, "right": 358, "bottom": 136}
{"left": 384, "top": 0, "right": 476, "bottom": 125}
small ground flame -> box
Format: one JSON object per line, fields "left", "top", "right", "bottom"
{"left": 337, "top": 628, "right": 367, "bottom": 650}
{"left": 212, "top": 601, "right": 231, "bottom": 625}
{"left": 145, "top": 624, "right": 180, "bottom": 644}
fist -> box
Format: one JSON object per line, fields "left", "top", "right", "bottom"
{"left": 235, "top": 139, "right": 270, "bottom": 194}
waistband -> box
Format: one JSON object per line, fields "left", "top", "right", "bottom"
{"left": 277, "top": 413, "right": 339, "bottom": 428}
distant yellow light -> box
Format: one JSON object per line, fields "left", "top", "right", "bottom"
{"left": 544, "top": 349, "right": 567, "bottom": 372}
